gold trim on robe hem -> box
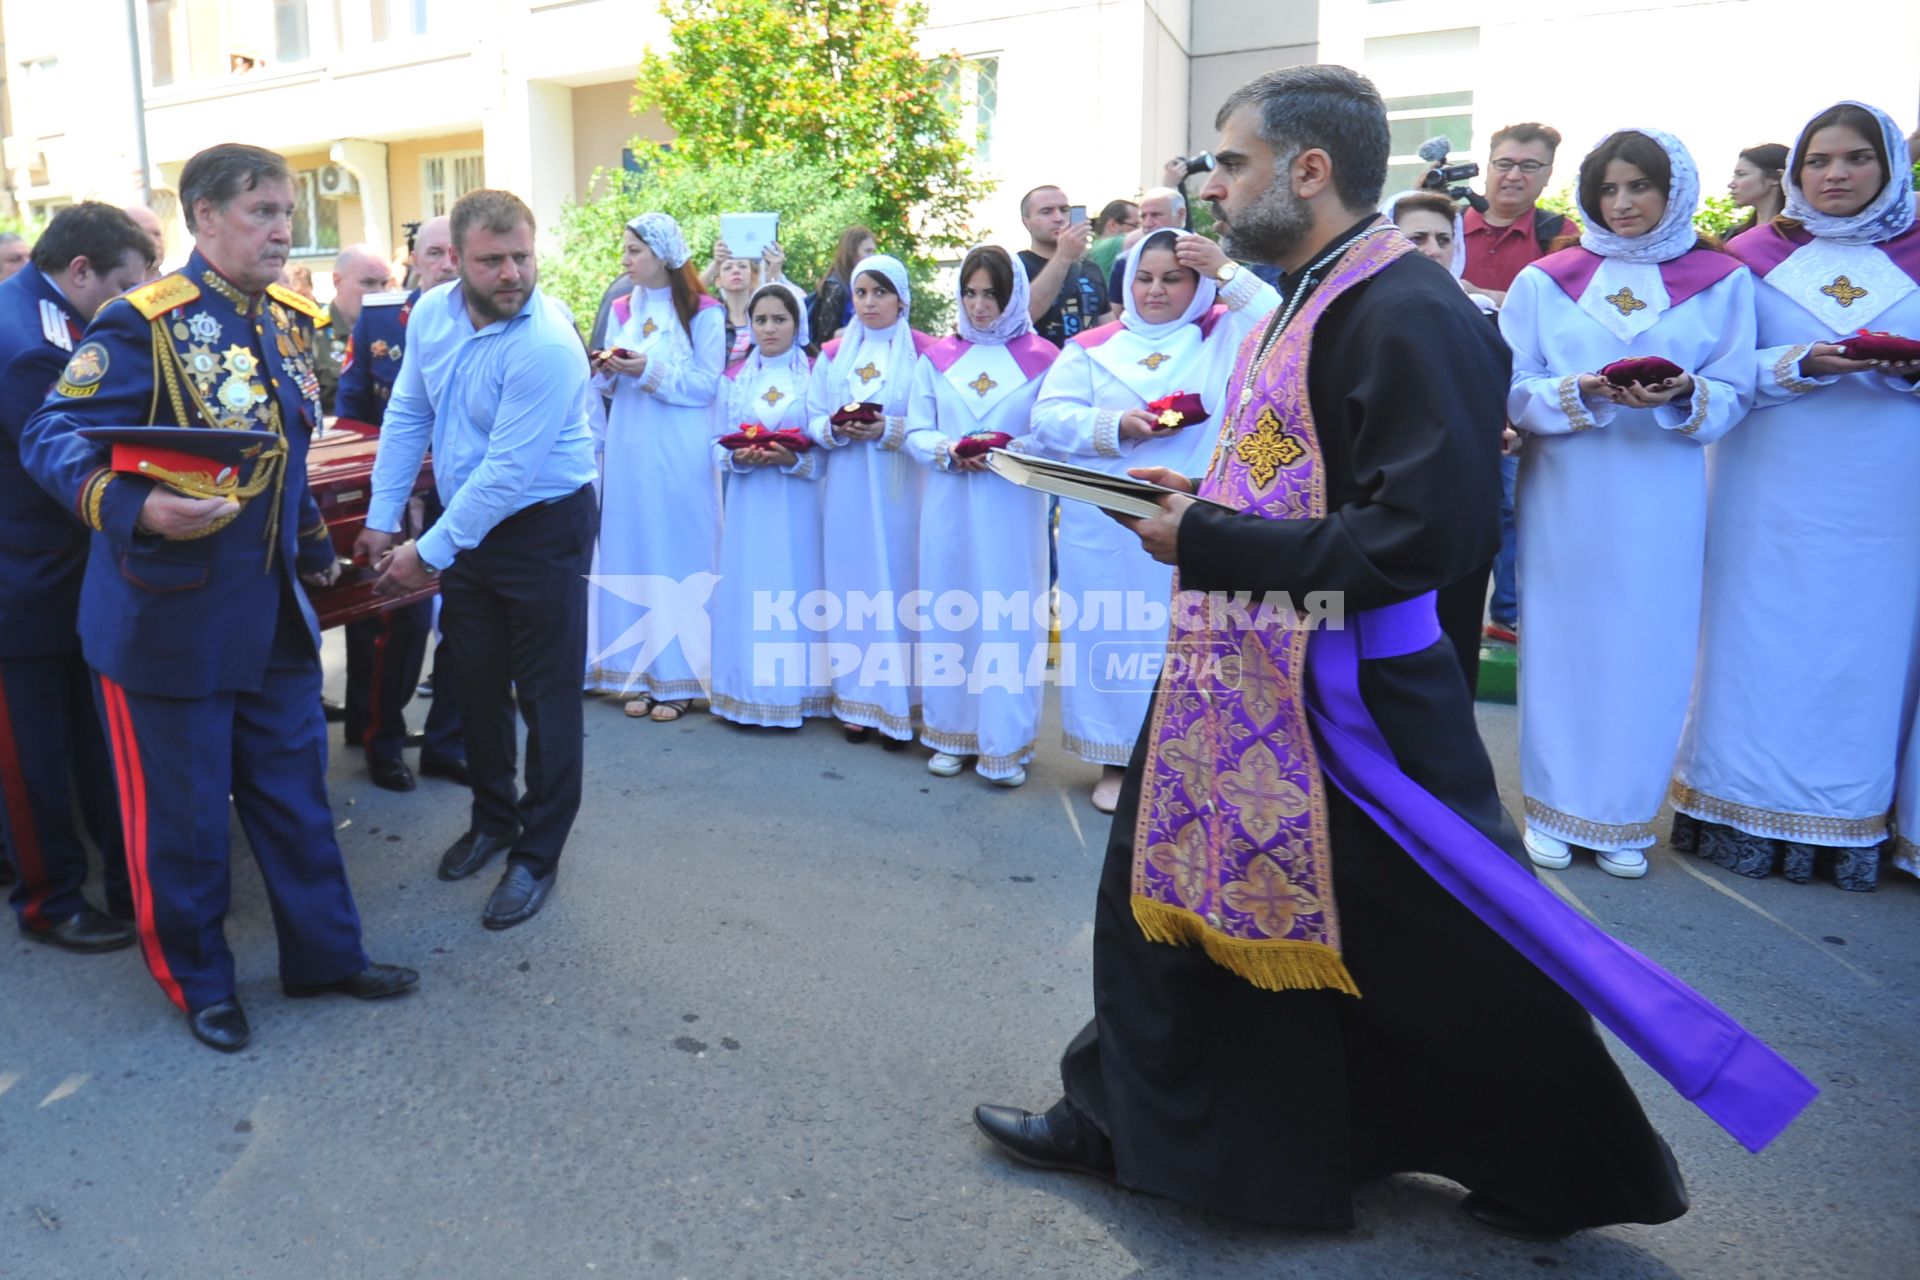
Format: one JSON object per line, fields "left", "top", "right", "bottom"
{"left": 1523, "top": 796, "right": 1658, "bottom": 849}
{"left": 1668, "top": 779, "right": 1889, "bottom": 844}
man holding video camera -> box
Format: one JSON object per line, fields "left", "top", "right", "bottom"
{"left": 1017, "top": 186, "right": 1108, "bottom": 347}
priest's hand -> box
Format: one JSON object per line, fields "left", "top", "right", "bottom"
{"left": 300, "top": 558, "right": 343, "bottom": 589}
{"left": 1126, "top": 466, "right": 1194, "bottom": 494}
{"left": 1116, "top": 492, "right": 1194, "bottom": 565}
{"left": 1802, "top": 342, "right": 1886, "bottom": 377}
{"left": 372, "top": 541, "right": 438, "bottom": 597}
{"left": 138, "top": 490, "right": 240, "bottom": 539}
{"left": 1174, "top": 234, "right": 1228, "bottom": 278}
{"left": 1118, "top": 408, "right": 1165, "bottom": 442}
{"left": 1617, "top": 372, "right": 1693, "bottom": 408}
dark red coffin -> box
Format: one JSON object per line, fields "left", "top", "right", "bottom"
{"left": 304, "top": 417, "right": 438, "bottom": 630}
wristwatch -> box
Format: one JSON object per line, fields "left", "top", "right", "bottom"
{"left": 1215, "top": 261, "right": 1241, "bottom": 285}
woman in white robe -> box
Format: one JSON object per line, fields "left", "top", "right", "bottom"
{"left": 1502, "top": 128, "right": 1757, "bottom": 880}
{"left": 584, "top": 212, "right": 726, "bottom": 721}
{"left": 905, "top": 246, "right": 1059, "bottom": 786}
{"left": 1671, "top": 101, "right": 1920, "bottom": 891}
{"left": 709, "top": 282, "right": 830, "bottom": 728}
{"left": 1029, "top": 229, "right": 1277, "bottom": 812}
{"left": 803, "top": 254, "right": 936, "bottom": 742}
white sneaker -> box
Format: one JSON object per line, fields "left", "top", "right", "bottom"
{"left": 1523, "top": 828, "right": 1573, "bottom": 869}
{"left": 927, "top": 752, "right": 965, "bottom": 777}
{"left": 988, "top": 766, "right": 1027, "bottom": 788}
{"left": 1596, "top": 846, "right": 1650, "bottom": 879}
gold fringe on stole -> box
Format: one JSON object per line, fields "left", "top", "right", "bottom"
{"left": 1131, "top": 896, "right": 1361, "bottom": 997}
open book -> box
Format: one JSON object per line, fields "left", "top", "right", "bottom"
{"left": 985, "top": 449, "right": 1231, "bottom": 520}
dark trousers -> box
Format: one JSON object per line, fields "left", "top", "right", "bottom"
{"left": 93, "top": 603, "right": 368, "bottom": 1012}
{"left": 1435, "top": 560, "right": 1493, "bottom": 697}
{"left": 0, "top": 651, "right": 130, "bottom": 929}
{"left": 344, "top": 599, "right": 464, "bottom": 763}
{"left": 420, "top": 629, "right": 464, "bottom": 762}
{"left": 438, "top": 486, "right": 595, "bottom": 878}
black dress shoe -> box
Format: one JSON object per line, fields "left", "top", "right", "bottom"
{"left": 438, "top": 828, "right": 519, "bottom": 881}
{"left": 973, "top": 1101, "right": 1116, "bottom": 1181}
{"left": 321, "top": 696, "right": 348, "bottom": 723}
{"left": 189, "top": 999, "right": 251, "bottom": 1052}
{"left": 842, "top": 724, "right": 871, "bottom": 744}
{"left": 369, "top": 757, "right": 417, "bottom": 792}
{"left": 1460, "top": 1192, "right": 1572, "bottom": 1241}
{"left": 23, "top": 905, "right": 137, "bottom": 954}
{"left": 418, "top": 755, "right": 471, "bottom": 786}
{"left": 284, "top": 961, "right": 420, "bottom": 999}
{"left": 482, "top": 862, "right": 554, "bottom": 930}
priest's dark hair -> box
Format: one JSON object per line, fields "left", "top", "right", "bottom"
{"left": 959, "top": 245, "right": 1015, "bottom": 311}
{"left": 30, "top": 201, "right": 157, "bottom": 276}
{"left": 1214, "top": 65, "right": 1392, "bottom": 211}
{"left": 179, "top": 143, "right": 293, "bottom": 232}
{"left": 1574, "top": 131, "right": 1720, "bottom": 253}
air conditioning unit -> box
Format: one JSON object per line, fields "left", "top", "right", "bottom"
{"left": 316, "top": 164, "right": 358, "bottom": 198}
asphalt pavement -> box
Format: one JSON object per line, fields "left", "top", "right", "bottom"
{"left": 1, "top": 637, "right": 1914, "bottom": 1279}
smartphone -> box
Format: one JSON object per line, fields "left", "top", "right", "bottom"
{"left": 1068, "top": 205, "right": 1087, "bottom": 225}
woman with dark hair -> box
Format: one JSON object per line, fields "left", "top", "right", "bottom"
{"left": 585, "top": 211, "right": 726, "bottom": 721}
{"left": 1673, "top": 101, "right": 1920, "bottom": 890}
{"left": 904, "top": 246, "right": 1060, "bottom": 786}
{"left": 1030, "top": 228, "right": 1277, "bottom": 812}
{"left": 708, "top": 282, "right": 829, "bottom": 729}
{"left": 805, "top": 254, "right": 936, "bottom": 744}
{"left": 807, "top": 224, "right": 877, "bottom": 346}
{"left": 1726, "top": 143, "right": 1789, "bottom": 239}
{"left": 1501, "top": 128, "right": 1756, "bottom": 880}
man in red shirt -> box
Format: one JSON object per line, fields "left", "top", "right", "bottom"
{"left": 1462, "top": 122, "right": 1574, "bottom": 306}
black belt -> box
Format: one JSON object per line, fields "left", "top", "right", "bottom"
{"left": 496, "top": 485, "right": 590, "bottom": 529}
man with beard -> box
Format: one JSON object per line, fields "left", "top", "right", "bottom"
{"left": 972, "top": 65, "right": 1813, "bottom": 1239}
{"left": 357, "top": 190, "right": 596, "bottom": 931}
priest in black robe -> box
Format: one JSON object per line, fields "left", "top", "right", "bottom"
{"left": 972, "top": 65, "right": 1701, "bottom": 1240}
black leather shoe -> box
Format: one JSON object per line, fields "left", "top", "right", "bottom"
{"left": 842, "top": 724, "right": 871, "bottom": 744}
{"left": 1461, "top": 1192, "right": 1572, "bottom": 1241}
{"left": 189, "top": 999, "right": 251, "bottom": 1052}
{"left": 369, "top": 757, "right": 417, "bottom": 792}
{"left": 482, "top": 862, "right": 554, "bottom": 930}
{"left": 418, "top": 756, "right": 471, "bottom": 786}
{"left": 284, "top": 961, "right": 420, "bottom": 1000}
{"left": 321, "top": 696, "right": 347, "bottom": 723}
{"left": 438, "top": 828, "right": 518, "bottom": 881}
{"left": 973, "top": 1101, "right": 1115, "bottom": 1181}
{"left": 24, "top": 905, "right": 137, "bottom": 954}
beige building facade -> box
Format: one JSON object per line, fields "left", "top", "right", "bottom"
{"left": 1, "top": 1, "right": 1915, "bottom": 294}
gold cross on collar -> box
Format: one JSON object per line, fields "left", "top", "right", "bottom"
{"left": 1822, "top": 275, "right": 1868, "bottom": 307}
{"left": 968, "top": 371, "right": 997, "bottom": 397}
{"left": 762, "top": 385, "right": 786, "bottom": 407}
{"left": 1138, "top": 352, "right": 1170, "bottom": 371}
{"left": 1604, "top": 286, "right": 1648, "bottom": 316}
{"left": 855, "top": 361, "right": 881, "bottom": 384}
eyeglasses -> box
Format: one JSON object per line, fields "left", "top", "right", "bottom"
{"left": 1490, "top": 159, "right": 1548, "bottom": 174}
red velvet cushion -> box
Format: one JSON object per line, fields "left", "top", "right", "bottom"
{"left": 831, "top": 401, "right": 884, "bottom": 427}
{"left": 1146, "top": 391, "right": 1209, "bottom": 429}
{"left": 952, "top": 431, "right": 1013, "bottom": 459}
{"left": 768, "top": 429, "right": 815, "bottom": 453}
{"left": 1599, "top": 356, "right": 1684, "bottom": 388}
{"left": 1839, "top": 329, "right": 1920, "bottom": 362}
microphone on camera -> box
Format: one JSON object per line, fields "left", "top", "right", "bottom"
{"left": 1416, "top": 136, "right": 1454, "bottom": 164}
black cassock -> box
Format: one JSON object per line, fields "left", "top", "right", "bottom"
{"left": 1058, "top": 232, "right": 1690, "bottom": 1232}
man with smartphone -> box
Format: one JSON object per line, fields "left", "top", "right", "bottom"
{"left": 1017, "top": 186, "right": 1108, "bottom": 347}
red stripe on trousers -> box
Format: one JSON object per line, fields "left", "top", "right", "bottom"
{"left": 364, "top": 611, "right": 393, "bottom": 750}
{"left": 0, "top": 666, "right": 51, "bottom": 930}
{"left": 99, "top": 676, "right": 186, "bottom": 1011}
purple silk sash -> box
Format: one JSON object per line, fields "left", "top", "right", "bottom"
{"left": 1306, "top": 595, "right": 1817, "bottom": 1152}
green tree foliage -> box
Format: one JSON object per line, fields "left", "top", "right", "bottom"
{"left": 630, "top": 0, "right": 991, "bottom": 253}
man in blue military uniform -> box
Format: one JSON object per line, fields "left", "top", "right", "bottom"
{"left": 20, "top": 143, "right": 418, "bottom": 1052}
{"left": 337, "top": 214, "right": 466, "bottom": 791}
{"left": 0, "top": 202, "right": 153, "bottom": 953}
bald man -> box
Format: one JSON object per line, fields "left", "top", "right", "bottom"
{"left": 0, "top": 234, "right": 29, "bottom": 284}
{"left": 313, "top": 243, "right": 392, "bottom": 415}
{"left": 123, "top": 205, "right": 166, "bottom": 278}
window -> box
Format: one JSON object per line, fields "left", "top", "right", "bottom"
{"left": 1364, "top": 28, "right": 1480, "bottom": 195}
{"left": 147, "top": 0, "right": 182, "bottom": 86}
{"left": 422, "top": 151, "right": 485, "bottom": 217}
{"left": 147, "top": 0, "right": 315, "bottom": 86}
{"left": 371, "top": 0, "right": 434, "bottom": 40}
{"left": 938, "top": 55, "right": 999, "bottom": 164}
{"left": 291, "top": 170, "right": 342, "bottom": 254}
{"left": 16, "top": 58, "right": 65, "bottom": 139}
{"left": 1384, "top": 91, "right": 1473, "bottom": 195}
{"left": 273, "top": 0, "right": 310, "bottom": 63}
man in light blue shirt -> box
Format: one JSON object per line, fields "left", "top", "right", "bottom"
{"left": 358, "top": 189, "right": 598, "bottom": 931}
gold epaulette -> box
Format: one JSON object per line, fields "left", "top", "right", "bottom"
{"left": 125, "top": 274, "right": 200, "bottom": 320}
{"left": 267, "top": 283, "right": 324, "bottom": 322}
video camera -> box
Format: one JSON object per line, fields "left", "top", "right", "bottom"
{"left": 1416, "top": 137, "right": 1487, "bottom": 211}
{"left": 1175, "top": 152, "right": 1216, "bottom": 180}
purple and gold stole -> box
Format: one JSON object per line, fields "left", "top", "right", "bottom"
{"left": 1130, "top": 227, "right": 1410, "bottom": 996}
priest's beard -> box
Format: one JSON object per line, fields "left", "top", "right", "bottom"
{"left": 1217, "top": 177, "right": 1314, "bottom": 265}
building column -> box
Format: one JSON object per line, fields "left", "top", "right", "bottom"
{"left": 331, "top": 138, "right": 392, "bottom": 259}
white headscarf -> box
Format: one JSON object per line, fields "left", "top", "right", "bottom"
{"left": 1118, "top": 229, "right": 1218, "bottom": 340}
{"left": 955, "top": 245, "right": 1033, "bottom": 345}
{"left": 1381, "top": 189, "right": 1467, "bottom": 278}
{"left": 625, "top": 211, "right": 691, "bottom": 269}
{"left": 1782, "top": 100, "right": 1917, "bottom": 247}
{"left": 729, "top": 280, "right": 811, "bottom": 425}
{"left": 832, "top": 253, "right": 917, "bottom": 408}
{"left": 1578, "top": 127, "right": 1702, "bottom": 265}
